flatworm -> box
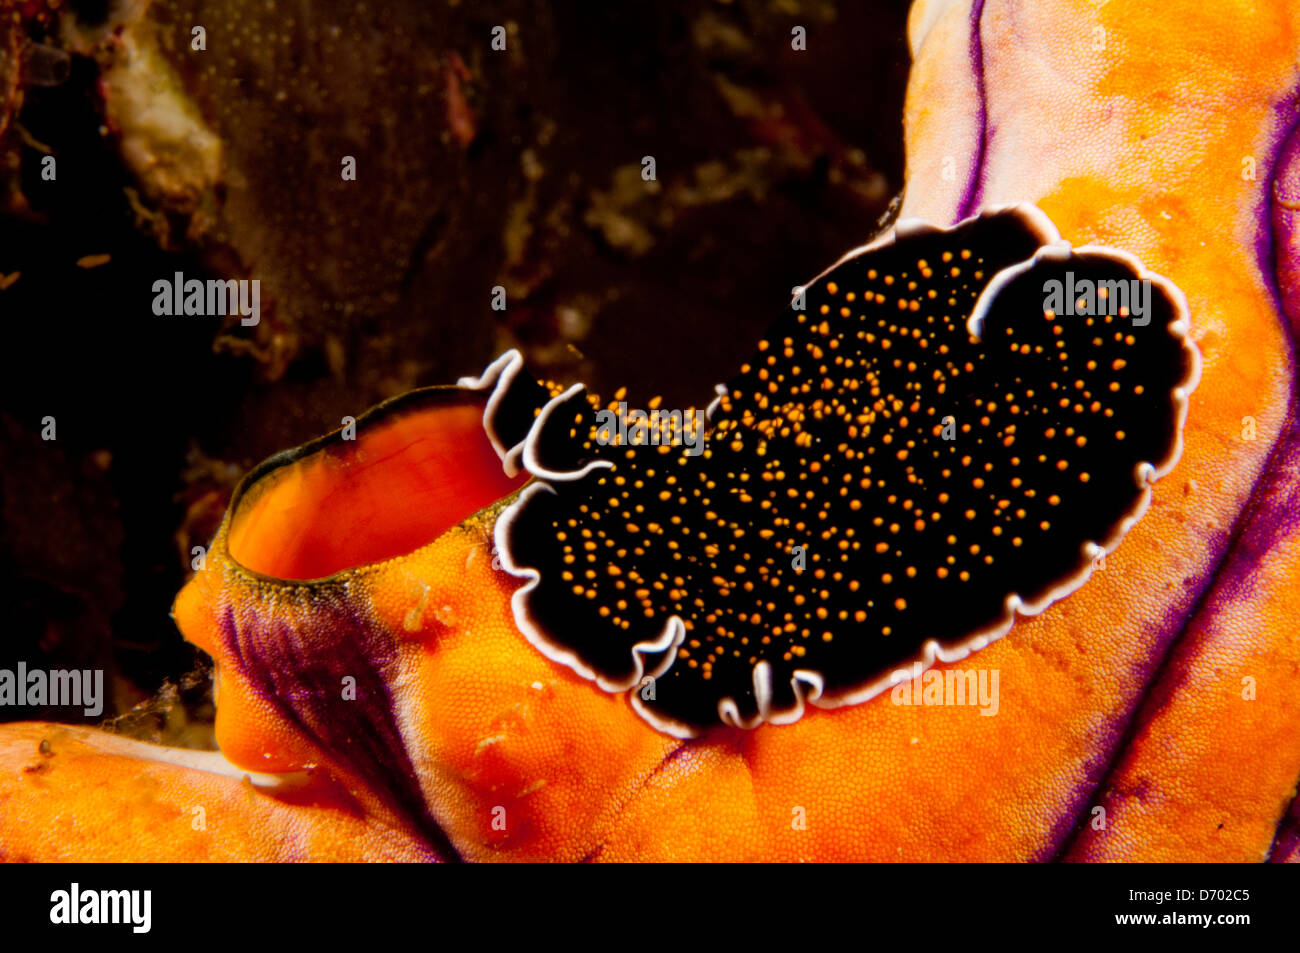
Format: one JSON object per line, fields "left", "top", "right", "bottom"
{"left": 467, "top": 204, "right": 1200, "bottom": 738}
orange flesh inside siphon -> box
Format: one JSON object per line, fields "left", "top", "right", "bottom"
{"left": 227, "top": 399, "right": 526, "bottom": 580}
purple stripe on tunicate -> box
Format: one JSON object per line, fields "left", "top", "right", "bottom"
{"left": 218, "top": 590, "right": 460, "bottom": 862}
{"left": 1258, "top": 89, "right": 1300, "bottom": 860}
{"left": 1194, "top": 419, "right": 1300, "bottom": 610}
{"left": 955, "top": 0, "right": 989, "bottom": 220}
{"left": 1035, "top": 595, "right": 1225, "bottom": 862}
{"left": 1270, "top": 794, "right": 1300, "bottom": 862}
{"left": 1257, "top": 88, "right": 1300, "bottom": 342}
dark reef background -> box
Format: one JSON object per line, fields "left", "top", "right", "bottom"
{"left": 0, "top": 0, "right": 909, "bottom": 744}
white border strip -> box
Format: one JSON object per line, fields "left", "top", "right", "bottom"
{"left": 457, "top": 348, "right": 530, "bottom": 478}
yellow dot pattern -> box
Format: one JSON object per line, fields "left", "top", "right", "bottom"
{"left": 500, "top": 210, "right": 1193, "bottom": 731}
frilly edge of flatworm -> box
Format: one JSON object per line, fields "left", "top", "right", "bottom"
{"left": 471, "top": 202, "right": 1201, "bottom": 739}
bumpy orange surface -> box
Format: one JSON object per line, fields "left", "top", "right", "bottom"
{"left": 2, "top": 0, "right": 1299, "bottom": 861}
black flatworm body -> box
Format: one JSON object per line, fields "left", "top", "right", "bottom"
{"left": 463, "top": 204, "right": 1200, "bottom": 737}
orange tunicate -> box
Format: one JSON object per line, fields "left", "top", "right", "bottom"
{"left": 2, "top": 0, "right": 1300, "bottom": 863}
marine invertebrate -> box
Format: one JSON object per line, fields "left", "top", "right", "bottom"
{"left": 3, "top": 0, "right": 1300, "bottom": 864}
{"left": 475, "top": 205, "right": 1198, "bottom": 736}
